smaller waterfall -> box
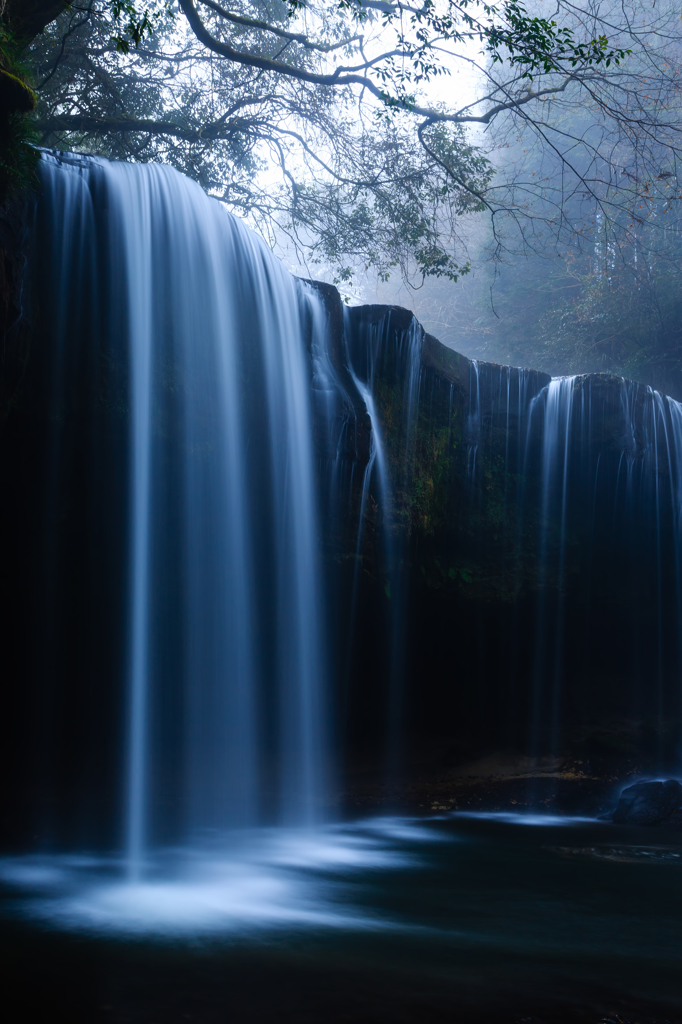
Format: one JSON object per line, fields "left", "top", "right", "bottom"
{"left": 616, "top": 381, "right": 682, "bottom": 765}
{"left": 342, "top": 314, "right": 389, "bottom": 623}
{"left": 528, "top": 377, "right": 577, "bottom": 758}
{"left": 511, "top": 373, "right": 682, "bottom": 769}
{"left": 343, "top": 310, "right": 423, "bottom": 783}
{"left": 342, "top": 308, "right": 393, "bottom": 599}
{"left": 465, "top": 361, "right": 541, "bottom": 496}
{"left": 465, "top": 359, "right": 481, "bottom": 484}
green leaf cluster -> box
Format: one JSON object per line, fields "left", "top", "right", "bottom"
{"left": 110, "top": 0, "right": 174, "bottom": 53}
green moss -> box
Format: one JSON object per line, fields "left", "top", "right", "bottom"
{"left": 0, "top": 110, "right": 39, "bottom": 201}
{"left": 0, "top": 68, "right": 36, "bottom": 112}
{"left": 0, "top": 28, "right": 39, "bottom": 202}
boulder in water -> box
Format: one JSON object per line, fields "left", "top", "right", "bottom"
{"left": 612, "top": 780, "right": 682, "bottom": 825}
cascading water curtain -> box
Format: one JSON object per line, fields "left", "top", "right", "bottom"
{"left": 517, "top": 374, "right": 682, "bottom": 766}
{"left": 35, "top": 152, "right": 332, "bottom": 865}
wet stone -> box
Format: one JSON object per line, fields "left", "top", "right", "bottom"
{"left": 612, "top": 780, "right": 682, "bottom": 825}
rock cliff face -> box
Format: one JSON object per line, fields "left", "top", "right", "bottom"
{"left": 0, "top": 197, "right": 32, "bottom": 422}
{"left": 308, "top": 290, "right": 682, "bottom": 811}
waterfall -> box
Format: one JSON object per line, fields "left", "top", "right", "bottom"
{"left": 342, "top": 307, "right": 389, "bottom": 614}
{"left": 511, "top": 373, "right": 682, "bottom": 766}
{"left": 35, "top": 152, "right": 331, "bottom": 865}
{"left": 448, "top": 363, "right": 682, "bottom": 767}
{"left": 465, "top": 359, "right": 481, "bottom": 484}
{"left": 529, "top": 377, "right": 577, "bottom": 757}
{"left": 342, "top": 310, "right": 423, "bottom": 784}
{"left": 12, "top": 150, "right": 682, "bottom": 867}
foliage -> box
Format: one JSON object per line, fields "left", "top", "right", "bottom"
{"left": 106, "top": 0, "right": 628, "bottom": 93}
{"left": 2, "top": 0, "right": 681, "bottom": 320}
{"left": 487, "top": 1, "right": 628, "bottom": 79}
{"left": 26, "top": 2, "right": 496, "bottom": 282}
{"left": 395, "top": 176, "right": 682, "bottom": 400}
{"left": 86, "top": 1, "right": 680, "bottom": 397}
{"left": 12, "top": 0, "right": 664, "bottom": 285}
{"left": 357, "top": 1, "right": 682, "bottom": 397}
{"left": 535, "top": 245, "right": 682, "bottom": 400}
{"left": 0, "top": 26, "right": 39, "bottom": 202}
{"left": 110, "top": 0, "right": 174, "bottom": 52}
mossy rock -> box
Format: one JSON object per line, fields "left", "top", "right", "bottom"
{"left": 0, "top": 68, "right": 36, "bottom": 115}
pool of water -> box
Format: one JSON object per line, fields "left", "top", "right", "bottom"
{"left": 0, "top": 813, "right": 680, "bottom": 1022}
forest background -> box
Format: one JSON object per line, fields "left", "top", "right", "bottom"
{"left": 3, "top": 0, "right": 682, "bottom": 396}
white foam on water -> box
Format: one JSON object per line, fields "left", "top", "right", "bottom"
{"left": 0, "top": 812, "right": 615, "bottom": 938}
{"left": 0, "top": 819, "right": 436, "bottom": 937}
{"left": 449, "top": 811, "right": 598, "bottom": 826}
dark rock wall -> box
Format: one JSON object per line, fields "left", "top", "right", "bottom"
{"left": 326, "top": 299, "right": 682, "bottom": 791}
{"left": 0, "top": 197, "right": 32, "bottom": 422}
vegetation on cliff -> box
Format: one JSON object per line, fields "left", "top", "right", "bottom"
{"left": 0, "top": 27, "right": 38, "bottom": 202}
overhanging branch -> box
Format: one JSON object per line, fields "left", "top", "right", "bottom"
{"left": 199, "top": 0, "right": 360, "bottom": 53}
{"left": 35, "top": 113, "right": 246, "bottom": 141}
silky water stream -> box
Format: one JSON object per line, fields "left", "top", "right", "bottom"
{"left": 0, "top": 154, "right": 681, "bottom": 1022}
